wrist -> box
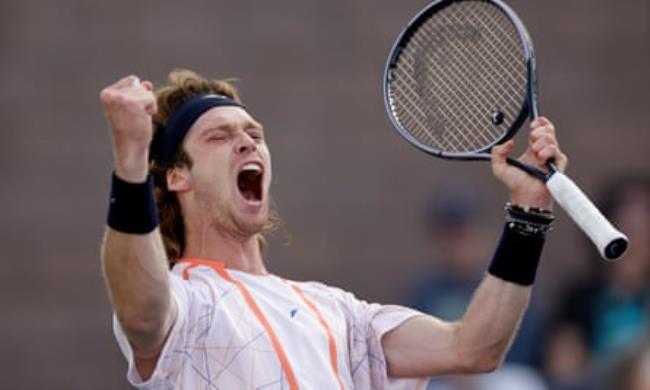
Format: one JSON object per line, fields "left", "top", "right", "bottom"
{"left": 113, "top": 145, "right": 150, "bottom": 183}
{"left": 487, "top": 202, "right": 553, "bottom": 286}
{"left": 505, "top": 202, "right": 555, "bottom": 236}
{"left": 509, "top": 191, "right": 552, "bottom": 210}
{"left": 107, "top": 173, "right": 159, "bottom": 234}
{"left": 488, "top": 223, "right": 545, "bottom": 286}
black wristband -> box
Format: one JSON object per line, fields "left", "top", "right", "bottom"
{"left": 107, "top": 173, "right": 159, "bottom": 234}
{"left": 488, "top": 223, "right": 545, "bottom": 286}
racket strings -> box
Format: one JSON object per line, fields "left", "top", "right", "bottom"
{"left": 426, "top": 2, "right": 524, "bottom": 135}
{"left": 448, "top": 6, "right": 525, "bottom": 106}
{"left": 390, "top": 8, "right": 504, "bottom": 151}
{"left": 391, "top": 68, "right": 445, "bottom": 146}
{"left": 411, "top": 28, "right": 505, "bottom": 148}
{"left": 388, "top": 0, "right": 528, "bottom": 153}
{"left": 445, "top": 5, "right": 526, "bottom": 131}
{"left": 398, "top": 63, "right": 476, "bottom": 150}
{"left": 419, "top": 8, "right": 518, "bottom": 114}
{"left": 468, "top": 6, "right": 527, "bottom": 93}
{"left": 393, "top": 44, "right": 493, "bottom": 151}
{"left": 395, "top": 47, "right": 479, "bottom": 151}
{"left": 395, "top": 25, "right": 476, "bottom": 149}
{"left": 427, "top": 2, "right": 524, "bottom": 141}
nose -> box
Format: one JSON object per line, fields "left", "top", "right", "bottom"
{"left": 235, "top": 132, "right": 257, "bottom": 155}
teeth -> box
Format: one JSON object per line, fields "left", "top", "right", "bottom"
{"left": 241, "top": 163, "right": 262, "bottom": 173}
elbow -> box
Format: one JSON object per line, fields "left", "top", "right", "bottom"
{"left": 119, "top": 311, "right": 163, "bottom": 335}
{"left": 460, "top": 348, "right": 506, "bottom": 374}
{"left": 452, "top": 323, "right": 510, "bottom": 374}
{"left": 118, "top": 309, "right": 165, "bottom": 342}
{"left": 469, "top": 354, "right": 503, "bottom": 374}
{"left": 455, "top": 336, "right": 507, "bottom": 374}
{"left": 116, "top": 297, "right": 173, "bottom": 347}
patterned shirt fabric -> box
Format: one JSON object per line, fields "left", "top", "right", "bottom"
{"left": 114, "top": 258, "right": 429, "bottom": 389}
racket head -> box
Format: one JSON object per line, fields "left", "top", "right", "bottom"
{"left": 384, "top": 0, "right": 538, "bottom": 160}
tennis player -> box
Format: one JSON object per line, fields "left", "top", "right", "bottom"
{"left": 99, "top": 69, "right": 567, "bottom": 389}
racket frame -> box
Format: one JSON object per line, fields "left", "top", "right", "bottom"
{"left": 384, "top": 0, "right": 538, "bottom": 164}
{"left": 382, "top": 0, "right": 629, "bottom": 260}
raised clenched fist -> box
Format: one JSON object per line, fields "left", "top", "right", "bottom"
{"left": 100, "top": 75, "right": 157, "bottom": 182}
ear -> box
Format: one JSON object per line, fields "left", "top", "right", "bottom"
{"left": 167, "top": 167, "right": 192, "bottom": 192}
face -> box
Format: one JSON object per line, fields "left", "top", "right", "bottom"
{"left": 608, "top": 188, "right": 650, "bottom": 290}
{"left": 170, "top": 106, "right": 272, "bottom": 240}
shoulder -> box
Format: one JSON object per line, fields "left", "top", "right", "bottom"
{"left": 290, "top": 279, "right": 356, "bottom": 300}
{"left": 288, "top": 279, "right": 379, "bottom": 318}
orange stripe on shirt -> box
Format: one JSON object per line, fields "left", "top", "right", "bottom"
{"left": 181, "top": 263, "right": 200, "bottom": 280}
{"left": 290, "top": 283, "right": 344, "bottom": 390}
{"left": 178, "top": 258, "right": 299, "bottom": 390}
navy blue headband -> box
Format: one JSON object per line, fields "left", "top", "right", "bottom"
{"left": 150, "top": 94, "right": 245, "bottom": 164}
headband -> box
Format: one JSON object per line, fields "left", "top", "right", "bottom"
{"left": 150, "top": 94, "right": 245, "bottom": 164}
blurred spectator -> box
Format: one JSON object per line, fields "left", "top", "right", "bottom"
{"left": 542, "top": 174, "right": 650, "bottom": 389}
{"left": 406, "top": 182, "right": 488, "bottom": 321}
{"left": 405, "top": 182, "right": 547, "bottom": 388}
{"left": 427, "top": 364, "right": 549, "bottom": 390}
{"left": 604, "top": 338, "right": 650, "bottom": 390}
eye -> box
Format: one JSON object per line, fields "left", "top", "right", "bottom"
{"left": 206, "top": 130, "right": 228, "bottom": 142}
{"left": 247, "top": 129, "right": 264, "bottom": 141}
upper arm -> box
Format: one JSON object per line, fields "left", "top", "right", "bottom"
{"left": 101, "top": 228, "right": 174, "bottom": 359}
{"left": 383, "top": 275, "right": 533, "bottom": 378}
{"left": 112, "top": 274, "right": 194, "bottom": 385}
{"left": 381, "top": 315, "right": 467, "bottom": 377}
{"left": 131, "top": 295, "right": 178, "bottom": 381}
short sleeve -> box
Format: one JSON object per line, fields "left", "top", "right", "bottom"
{"left": 341, "top": 291, "right": 430, "bottom": 390}
{"left": 112, "top": 273, "right": 195, "bottom": 389}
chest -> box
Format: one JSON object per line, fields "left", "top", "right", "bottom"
{"left": 182, "top": 273, "right": 352, "bottom": 388}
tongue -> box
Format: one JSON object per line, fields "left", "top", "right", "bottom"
{"left": 238, "top": 171, "right": 261, "bottom": 201}
{"left": 241, "top": 188, "right": 257, "bottom": 201}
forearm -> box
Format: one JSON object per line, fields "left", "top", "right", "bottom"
{"left": 385, "top": 118, "right": 564, "bottom": 377}
{"left": 102, "top": 168, "right": 173, "bottom": 353}
{"left": 101, "top": 227, "right": 175, "bottom": 354}
{"left": 454, "top": 273, "right": 531, "bottom": 372}
{"left": 385, "top": 222, "right": 545, "bottom": 377}
{"left": 384, "top": 275, "right": 532, "bottom": 377}
{"left": 453, "top": 207, "right": 549, "bottom": 371}
{"left": 99, "top": 76, "right": 174, "bottom": 354}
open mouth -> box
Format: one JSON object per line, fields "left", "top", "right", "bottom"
{"left": 237, "top": 163, "right": 263, "bottom": 202}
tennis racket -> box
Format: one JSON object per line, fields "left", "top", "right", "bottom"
{"left": 383, "top": 0, "right": 628, "bottom": 260}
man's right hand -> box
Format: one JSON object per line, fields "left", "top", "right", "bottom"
{"left": 100, "top": 75, "right": 157, "bottom": 182}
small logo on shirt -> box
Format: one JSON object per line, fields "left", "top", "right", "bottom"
{"left": 290, "top": 308, "right": 299, "bottom": 318}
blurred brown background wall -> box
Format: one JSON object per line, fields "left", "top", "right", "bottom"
{"left": 0, "top": 0, "right": 647, "bottom": 388}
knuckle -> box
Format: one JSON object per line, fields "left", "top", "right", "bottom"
{"left": 535, "top": 134, "right": 551, "bottom": 146}
{"left": 112, "top": 93, "right": 127, "bottom": 105}
{"left": 99, "top": 88, "right": 114, "bottom": 102}
{"left": 125, "top": 74, "right": 138, "bottom": 84}
{"left": 531, "top": 127, "right": 544, "bottom": 137}
{"left": 99, "top": 88, "right": 133, "bottom": 107}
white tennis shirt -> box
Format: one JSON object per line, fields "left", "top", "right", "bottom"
{"left": 114, "top": 258, "right": 429, "bottom": 389}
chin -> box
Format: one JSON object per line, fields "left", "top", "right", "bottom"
{"left": 234, "top": 209, "right": 269, "bottom": 237}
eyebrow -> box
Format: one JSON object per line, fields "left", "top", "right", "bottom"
{"left": 199, "top": 120, "right": 264, "bottom": 137}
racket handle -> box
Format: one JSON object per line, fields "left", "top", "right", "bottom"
{"left": 546, "top": 172, "right": 628, "bottom": 260}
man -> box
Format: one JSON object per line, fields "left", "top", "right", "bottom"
{"left": 100, "top": 69, "right": 567, "bottom": 389}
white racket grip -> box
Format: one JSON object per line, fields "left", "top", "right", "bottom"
{"left": 546, "top": 172, "right": 628, "bottom": 260}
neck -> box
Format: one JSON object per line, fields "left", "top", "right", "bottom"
{"left": 183, "top": 224, "right": 268, "bottom": 275}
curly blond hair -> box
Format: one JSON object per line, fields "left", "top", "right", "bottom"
{"left": 150, "top": 69, "right": 276, "bottom": 265}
